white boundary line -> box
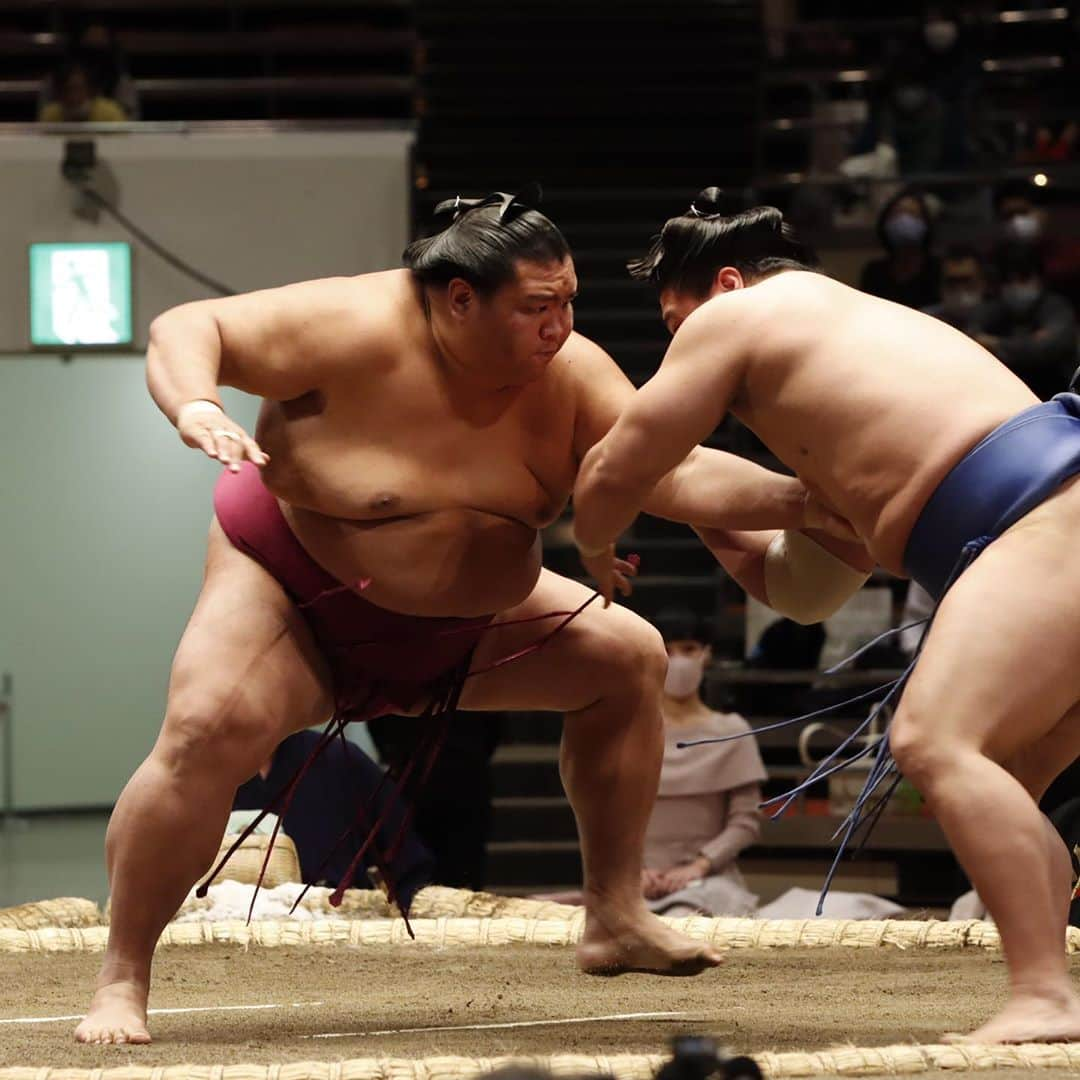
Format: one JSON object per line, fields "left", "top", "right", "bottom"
{"left": 0, "top": 1002, "right": 324, "bottom": 1025}
{"left": 307, "top": 1010, "right": 699, "bottom": 1039}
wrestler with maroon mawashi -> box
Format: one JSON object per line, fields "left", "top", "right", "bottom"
{"left": 77, "top": 190, "right": 848, "bottom": 1045}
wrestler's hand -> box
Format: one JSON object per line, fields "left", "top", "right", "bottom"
{"left": 578, "top": 547, "right": 639, "bottom": 608}
{"left": 802, "top": 493, "right": 860, "bottom": 542}
{"left": 176, "top": 401, "right": 270, "bottom": 473}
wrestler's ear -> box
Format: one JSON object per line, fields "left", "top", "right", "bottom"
{"left": 712, "top": 266, "right": 746, "bottom": 294}
{"left": 446, "top": 277, "right": 476, "bottom": 320}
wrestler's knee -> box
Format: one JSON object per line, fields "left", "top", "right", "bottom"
{"left": 159, "top": 690, "right": 275, "bottom": 784}
{"left": 588, "top": 612, "right": 667, "bottom": 700}
{"left": 889, "top": 706, "right": 964, "bottom": 790}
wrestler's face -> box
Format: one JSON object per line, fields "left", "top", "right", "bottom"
{"left": 659, "top": 267, "right": 746, "bottom": 336}
{"left": 452, "top": 257, "right": 577, "bottom": 385}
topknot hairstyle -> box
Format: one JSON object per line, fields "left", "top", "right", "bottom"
{"left": 629, "top": 187, "right": 819, "bottom": 296}
{"left": 403, "top": 183, "right": 571, "bottom": 295}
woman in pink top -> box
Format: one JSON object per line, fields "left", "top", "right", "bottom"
{"left": 644, "top": 609, "right": 767, "bottom": 917}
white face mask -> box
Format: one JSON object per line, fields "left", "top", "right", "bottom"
{"left": 664, "top": 653, "right": 707, "bottom": 699}
{"left": 1006, "top": 212, "right": 1043, "bottom": 242}
{"left": 884, "top": 212, "right": 928, "bottom": 247}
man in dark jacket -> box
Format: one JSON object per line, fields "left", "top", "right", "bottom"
{"left": 971, "top": 245, "right": 1078, "bottom": 401}
{"left": 234, "top": 729, "right": 435, "bottom": 911}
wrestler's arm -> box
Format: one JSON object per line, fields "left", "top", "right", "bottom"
{"left": 572, "top": 301, "right": 752, "bottom": 552}
{"left": 568, "top": 325, "right": 815, "bottom": 530}
{"left": 571, "top": 297, "right": 874, "bottom": 611}
{"left": 146, "top": 276, "right": 357, "bottom": 421}
{"left": 146, "top": 277, "right": 361, "bottom": 467}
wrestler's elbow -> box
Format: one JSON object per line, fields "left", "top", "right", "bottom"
{"left": 578, "top": 440, "right": 646, "bottom": 504}
{"left": 148, "top": 303, "right": 219, "bottom": 363}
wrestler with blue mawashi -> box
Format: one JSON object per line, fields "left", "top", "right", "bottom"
{"left": 573, "top": 186, "right": 1080, "bottom": 1046}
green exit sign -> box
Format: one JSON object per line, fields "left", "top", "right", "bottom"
{"left": 29, "top": 242, "right": 133, "bottom": 349}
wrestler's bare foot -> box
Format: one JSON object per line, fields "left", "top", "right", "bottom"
{"left": 943, "top": 987, "right": 1080, "bottom": 1045}
{"left": 74, "top": 979, "right": 151, "bottom": 1045}
{"left": 577, "top": 896, "right": 723, "bottom": 975}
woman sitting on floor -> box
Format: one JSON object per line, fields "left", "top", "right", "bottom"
{"left": 643, "top": 608, "right": 767, "bottom": 917}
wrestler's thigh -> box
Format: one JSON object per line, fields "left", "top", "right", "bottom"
{"left": 458, "top": 569, "right": 665, "bottom": 713}
{"left": 892, "top": 506, "right": 1080, "bottom": 767}
{"left": 161, "top": 518, "right": 334, "bottom": 760}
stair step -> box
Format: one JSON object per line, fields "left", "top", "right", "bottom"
{"left": 491, "top": 797, "right": 578, "bottom": 842}
{"left": 485, "top": 839, "right": 583, "bottom": 887}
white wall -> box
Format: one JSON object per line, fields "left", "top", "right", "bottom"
{"left": 0, "top": 127, "right": 408, "bottom": 807}
{"left": 0, "top": 126, "right": 414, "bottom": 352}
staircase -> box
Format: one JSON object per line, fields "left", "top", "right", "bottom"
{"left": 413, "top": 1, "right": 961, "bottom": 907}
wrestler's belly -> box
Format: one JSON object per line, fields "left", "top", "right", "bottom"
{"left": 280, "top": 502, "right": 543, "bottom": 617}
{"left": 799, "top": 417, "right": 1025, "bottom": 577}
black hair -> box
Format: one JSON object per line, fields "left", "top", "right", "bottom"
{"left": 875, "top": 184, "right": 935, "bottom": 254}
{"left": 993, "top": 178, "right": 1041, "bottom": 215}
{"left": 996, "top": 243, "right": 1043, "bottom": 281}
{"left": 628, "top": 187, "right": 819, "bottom": 296}
{"left": 653, "top": 607, "right": 709, "bottom": 646}
{"left": 52, "top": 56, "right": 98, "bottom": 93}
{"left": 403, "top": 185, "right": 570, "bottom": 296}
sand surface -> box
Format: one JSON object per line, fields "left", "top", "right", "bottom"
{"left": 2, "top": 943, "right": 1078, "bottom": 1078}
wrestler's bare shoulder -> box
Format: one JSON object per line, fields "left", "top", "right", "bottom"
{"left": 547, "top": 330, "right": 638, "bottom": 437}
{"left": 738, "top": 270, "right": 862, "bottom": 330}
{"left": 211, "top": 269, "right": 417, "bottom": 382}
{"left": 681, "top": 270, "right": 835, "bottom": 339}
{"left": 554, "top": 330, "right": 623, "bottom": 384}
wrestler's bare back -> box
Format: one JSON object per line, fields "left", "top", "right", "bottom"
{"left": 700, "top": 271, "right": 1040, "bottom": 572}
{"left": 224, "top": 269, "right": 582, "bottom": 617}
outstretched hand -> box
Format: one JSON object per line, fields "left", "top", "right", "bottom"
{"left": 177, "top": 401, "right": 269, "bottom": 473}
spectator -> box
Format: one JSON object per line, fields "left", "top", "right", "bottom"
{"left": 38, "top": 22, "right": 140, "bottom": 121}
{"left": 922, "top": 244, "right": 988, "bottom": 334}
{"left": 75, "top": 23, "right": 140, "bottom": 120}
{"left": 368, "top": 711, "right": 502, "bottom": 890}
{"left": 969, "top": 244, "right": 1078, "bottom": 401}
{"left": 233, "top": 729, "right": 434, "bottom": 910}
{"left": 859, "top": 187, "right": 942, "bottom": 310}
{"left": 642, "top": 609, "right": 766, "bottom": 917}
{"left": 38, "top": 58, "right": 128, "bottom": 123}
{"left": 846, "top": 15, "right": 997, "bottom": 184}
{"left": 994, "top": 179, "right": 1080, "bottom": 312}
{"left": 876, "top": 53, "right": 947, "bottom": 177}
